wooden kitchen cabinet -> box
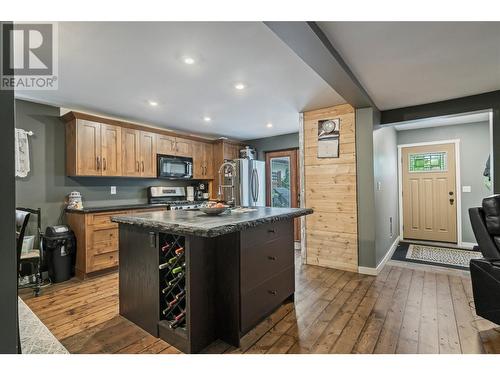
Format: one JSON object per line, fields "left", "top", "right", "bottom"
{"left": 192, "top": 141, "right": 214, "bottom": 179}
{"left": 139, "top": 130, "right": 157, "bottom": 177}
{"left": 66, "top": 119, "right": 122, "bottom": 176}
{"left": 121, "top": 128, "right": 142, "bottom": 176}
{"left": 101, "top": 124, "right": 122, "bottom": 176}
{"left": 66, "top": 206, "right": 167, "bottom": 279}
{"left": 157, "top": 134, "right": 176, "bottom": 155}
{"left": 122, "top": 129, "right": 156, "bottom": 177}
{"left": 174, "top": 138, "right": 192, "bottom": 157}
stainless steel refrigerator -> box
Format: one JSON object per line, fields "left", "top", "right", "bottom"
{"left": 235, "top": 158, "right": 266, "bottom": 207}
{"left": 217, "top": 158, "right": 266, "bottom": 207}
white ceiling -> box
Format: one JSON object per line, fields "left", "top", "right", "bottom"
{"left": 318, "top": 22, "right": 500, "bottom": 110}
{"left": 16, "top": 22, "right": 344, "bottom": 140}
{"left": 393, "top": 111, "right": 490, "bottom": 131}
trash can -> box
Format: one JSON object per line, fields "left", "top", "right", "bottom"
{"left": 43, "top": 225, "right": 76, "bottom": 283}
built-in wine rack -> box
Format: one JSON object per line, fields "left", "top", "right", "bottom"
{"left": 159, "top": 233, "right": 187, "bottom": 332}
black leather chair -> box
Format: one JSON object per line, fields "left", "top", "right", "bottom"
{"left": 469, "top": 195, "right": 500, "bottom": 325}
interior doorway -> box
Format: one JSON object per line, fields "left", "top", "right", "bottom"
{"left": 400, "top": 141, "right": 459, "bottom": 243}
{"left": 265, "top": 149, "right": 300, "bottom": 241}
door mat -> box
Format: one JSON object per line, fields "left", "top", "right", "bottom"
{"left": 391, "top": 241, "right": 482, "bottom": 270}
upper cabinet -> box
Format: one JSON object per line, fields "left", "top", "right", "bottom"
{"left": 66, "top": 118, "right": 122, "bottom": 177}
{"left": 192, "top": 141, "right": 214, "bottom": 179}
{"left": 157, "top": 134, "right": 192, "bottom": 158}
{"left": 63, "top": 112, "right": 241, "bottom": 180}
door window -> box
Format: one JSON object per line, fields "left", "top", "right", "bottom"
{"left": 270, "top": 156, "right": 291, "bottom": 208}
{"left": 409, "top": 152, "right": 447, "bottom": 172}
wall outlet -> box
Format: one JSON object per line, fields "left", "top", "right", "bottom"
{"left": 111, "top": 186, "right": 117, "bottom": 195}
{"left": 462, "top": 186, "right": 472, "bottom": 193}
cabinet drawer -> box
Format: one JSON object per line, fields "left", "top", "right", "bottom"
{"left": 88, "top": 227, "right": 118, "bottom": 255}
{"left": 240, "top": 266, "right": 294, "bottom": 334}
{"left": 88, "top": 251, "right": 119, "bottom": 272}
{"left": 240, "top": 233, "right": 294, "bottom": 293}
{"left": 240, "top": 220, "right": 292, "bottom": 248}
{"left": 88, "top": 211, "right": 127, "bottom": 227}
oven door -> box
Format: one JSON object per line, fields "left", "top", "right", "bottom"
{"left": 158, "top": 155, "right": 193, "bottom": 179}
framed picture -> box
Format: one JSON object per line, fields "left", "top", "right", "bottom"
{"left": 317, "top": 118, "right": 340, "bottom": 158}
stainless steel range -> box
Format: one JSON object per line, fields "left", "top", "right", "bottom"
{"left": 147, "top": 186, "right": 203, "bottom": 210}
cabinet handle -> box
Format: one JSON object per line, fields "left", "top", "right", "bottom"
{"left": 268, "top": 229, "right": 275, "bottom": 233}
{"left": 142, "top": 161, "right": 145, "bottom": 172}
{"left": 267, "top": 256, "right": 277, "bottom": 261}
{"left": 136, "top": 161, "right": 140, "bottom": 172}
{"left": 96, "top": 156, "right": 100, "bottom": 170}
{"left": 268, "top": 290, "right": 277, "bottom": 296}
{"left": 103, "top": 157, "right": 107, "bottom": 171}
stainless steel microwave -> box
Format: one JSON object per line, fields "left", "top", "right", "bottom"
{"left": 157, "top": 155, "right": 193, "bottom": 179}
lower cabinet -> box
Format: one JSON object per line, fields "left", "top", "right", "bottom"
{"left": 66, "top": 207, "right": 167, "bottom": 279}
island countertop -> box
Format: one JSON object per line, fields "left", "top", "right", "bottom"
{"left": 111, "top": 207, "right": 313, "bottom": 237}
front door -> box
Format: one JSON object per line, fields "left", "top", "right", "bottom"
{"left": 265, "top": 149, "right": 300, "bottom": 241}
{"left": 402, "top": 143, "right": 457, "bottom": 243}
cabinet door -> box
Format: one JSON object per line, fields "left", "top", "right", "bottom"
{"left": 122, "top": 128, "right": 141, "bottom": 176}
{"left": 192, "top": 141, "right": 205, "bottom": 179}
{"left": 157, "top": 134, "right": 176, "bottom": 155}
{"left": 203, "top": 143, "right": 214, "bottom": 179}
{"left": 140, "top": 131, "right": 157, "bottom": 177}
{"left": 101, "top": 124, "right": 122, "bottom": 176}
{"left": 76, "top": 119, "right": 101, "bottom": 176}
{"left": 174, "top": 138, "right": 192, "bottom": 157}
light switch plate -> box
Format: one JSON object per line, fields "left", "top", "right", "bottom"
{"left": 462, "top": 186, "right": 472, "bottom": 193}
{"left": 111, "top": 186, "right": 117, "bottom": 195}
{"left": 377, "top": 181, "right": 382, "bottom": 191}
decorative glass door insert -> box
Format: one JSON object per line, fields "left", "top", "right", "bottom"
{"left": 270, "top": 156, "right": 291, "bottom": 208}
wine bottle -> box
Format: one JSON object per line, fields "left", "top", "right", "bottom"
{"left": 171, "top": 264, "right": 185, "bottom": 274}
{"left": 175, "top": 289, "right": 185, "bottom": 300}
{"left": 161, "top": 243, "right": 171, "bottom": 253}
{"left": 170, "top": 311, "right": 186, "bottom": 329}
{"left": 175, "top": 247, "right": 184, "bottom": 256}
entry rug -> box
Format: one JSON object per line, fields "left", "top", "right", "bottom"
{"left": 18, "top": 298, "right": 68, "bottom": 354}
{"left": 391, "top": 242, "right": 482, "bottom": 270}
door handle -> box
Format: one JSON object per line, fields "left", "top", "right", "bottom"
{"left": 449, "top": 198, "right": 455, "bottom": 205}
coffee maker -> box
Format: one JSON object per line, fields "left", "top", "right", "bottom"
{"left": 194, "top": 182, "right": 209, "bottom": 201}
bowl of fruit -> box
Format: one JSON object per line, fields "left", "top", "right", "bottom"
{"left": 200, "top": 201, "right": 230, "bottom": 216}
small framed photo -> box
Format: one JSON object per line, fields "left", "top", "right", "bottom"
{"left": 317, "top": 118, "right": 340, "bottom": 158}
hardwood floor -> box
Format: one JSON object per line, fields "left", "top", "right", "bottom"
{"left": 19, "top": 259, "right": 500, "bottom": 354}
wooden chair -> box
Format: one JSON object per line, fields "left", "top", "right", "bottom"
{"left": 16, "top": 209, "right": 41, "bottom": 297}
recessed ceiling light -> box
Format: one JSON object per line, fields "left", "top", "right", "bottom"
{"left": 266, "top": 123, "right": 273, "bottom": 128}
{"left": 203, "top": 116, "right": 211, "bottom": 122}
{"left": 234, "top": 83, "right": 246, "bottom": 90}
{"left": 183, "top": 56, "right": 195, "bottom": 65}
{"left": 148, "top": 100, "right": 158, "bottom": 107}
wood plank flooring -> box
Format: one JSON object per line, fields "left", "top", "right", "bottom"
{"left": 19, "top": 259, "right": 500, "bottom": 354}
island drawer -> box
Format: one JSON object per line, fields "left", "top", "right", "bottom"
{"left": 240, "top": 220, "right": 292, "bottom": 248}
{"left": 240, "top": 266, "right": 294, "bottom": 334}
{"left": 240, "top": 231, "right": 294, "bottom": 293}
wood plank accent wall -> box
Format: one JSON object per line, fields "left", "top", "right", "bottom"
{"left": 303, "top": 104, "right": 358, "bottom": 272}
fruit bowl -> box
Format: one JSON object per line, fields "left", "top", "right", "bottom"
{"left": 199, "top": 206, "right": 230, "bottom": 216}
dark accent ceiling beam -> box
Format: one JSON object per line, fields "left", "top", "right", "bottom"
{"left": 381, "top": 90, "right": 500, "bottom": 124}
{"left": 265, "top": 21, "right": 377, "bottom": 110}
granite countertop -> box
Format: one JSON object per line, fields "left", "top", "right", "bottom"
{"left": 65, "top": 203, "right": 169, "bottom": 213}
{"left": 111, "top": 207, "right": 313, "bottom": 237}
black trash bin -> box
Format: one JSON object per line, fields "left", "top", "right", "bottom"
{"left": 43, "top": 225, "right": 76, "bottom": 283}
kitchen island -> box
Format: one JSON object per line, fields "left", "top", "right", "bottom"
{"left": 112, "top": 207, "right": 312, "bottom": 353}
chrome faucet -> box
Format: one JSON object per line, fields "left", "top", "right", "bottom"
{"left": 218, "top": 161, "right": 236, "bottom": 206}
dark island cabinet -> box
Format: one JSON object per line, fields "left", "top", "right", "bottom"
{"left": 118, "top": 219, "right": 295, "bottom": 353}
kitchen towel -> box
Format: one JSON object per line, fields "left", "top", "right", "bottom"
{"left": 15, "top": 128, "right": 31, "bottom": 178}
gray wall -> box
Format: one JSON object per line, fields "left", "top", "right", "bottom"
{"left": 0, "top": 43, "right": 18, "bottom": 353}
{"left": 15, "top": 99, "right": 191, "bottom": 229}
{"left": 397, "top": 121, "right": 490, "bottom": 244}
{"left": 355, "top": 108, "right": 377, "bottom": 268}
{"left": 245, "top": 132, "right": 299, "bottom": 160}
{"left": 373, "top": 126, "right": 400, "bottom": 263}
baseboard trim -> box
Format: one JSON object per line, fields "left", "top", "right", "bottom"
{"left": 460, "top": 241, "right": 478, "bottom": 249}
{"left": 358, "top": 236, "right": 400, "bottom": 276}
